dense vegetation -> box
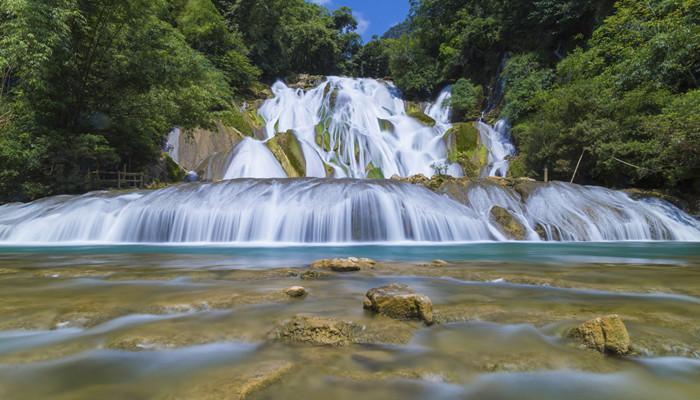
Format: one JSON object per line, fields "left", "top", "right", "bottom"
{"left": 0, "top": 0, "right": 360, "bottom": 201}
{"left": 1, "top": 0, "right": 698, "bottom": 202}
{"left": 357, "top": 0, "right": 699, "bottom": 192}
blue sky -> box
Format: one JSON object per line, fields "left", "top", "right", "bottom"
{"left": 310, "top": 0, "right": 410, "bottom": 42}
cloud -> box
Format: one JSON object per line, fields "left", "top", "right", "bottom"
{"left": 353, "top": 11, "right": 370, "bottom": 35}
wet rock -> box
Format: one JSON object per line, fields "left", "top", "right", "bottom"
{"left": 238, "top": 361, "right": 295, "bottom": 399}
{"left": 310, "top": 257, "right": 376, "bottom": 272}
{"left": 363, "top": 284, "right": 434, "bottom": 325}
{"left": 300, "top": 270, "right": 330, "bottom": 280}
{"left": 285, "top": 286, "right": 307, "bottom": 298}
{"left": 489, "top": 206, "right": 527, "bottom": 240}
{"left": 271, "top": 315, "right": 360, "bottom": 347}
{"left": 570, "top": 315, "right": 630, "bottom": 355}
{"left": 287, "top": 74, "right": 325, "bottom": 90}
{"left": 431, "top": 259, "right": 449, "bottom": 266}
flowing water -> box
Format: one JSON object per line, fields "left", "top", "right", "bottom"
{"left": 0, "top": 179, "right": 698, "bottom": 243}
{"left": 2, "top": 77, "right": 700, "bottom": 399}
{"left": 225, "top": 77, "right": 461, "bottom": 179}
{"left": 0, "top": 244, "right": 699, "bottom": 399}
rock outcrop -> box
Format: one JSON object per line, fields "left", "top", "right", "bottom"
{"left": 570, "top": 314, "right": 630, "bottom": 355}
{"left": 363, "top": 284, "right": 434, "bottom": 325}
{"left": 310, "top": 257, "right": 376, "bottom": 272}
{"left": 271, "top": 315, "right": 360, "bottom": 347}
{"left": 490, "top": 206, "right": 527, "bottom": 240}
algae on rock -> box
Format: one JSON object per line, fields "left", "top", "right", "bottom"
{"left": 265, "top": 130, "right": 306, "bottom": 177}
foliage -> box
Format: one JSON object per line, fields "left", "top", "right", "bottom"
{"left": 512, "top": 0, "right": 700, "bottom": 190}
{"left": 220, "top": 0, "right": 361, "bottom": 78}
{"left": 450, "top": 79, "right": 483, "bottom": 121}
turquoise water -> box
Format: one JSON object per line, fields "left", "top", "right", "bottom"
{"left": 0, "top": 242, "right": 698, "bottom": 268}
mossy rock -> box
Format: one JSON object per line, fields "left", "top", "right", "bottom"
{"left": 446, "top": 123, "right": 488, "bottom": 178}
{"left": 363, "top": 284, "right": 434, "bottom": 325}
{"left": 163, "top": 154, "right": 186, "bottom": 182}
{"left": 447, "top": 123, "right": 479, "bottom": 153}
{"left": 315, "top": 122, "right": 333, "bottom": 152}
{"left": 366, "top": 163, "right": 384, "bottom": 179}
{"left": 271, "top": 315, "right": 361, "bottom": 347}
{"left": 406, "top": 102, "right": 436, "bottom": 127}
{"left": 266, "top": 130, "right": 306, "bottom": 177}
{"left": 378, "top": 118, "right": 393, "bottom": 132}
{"left": 489, "top": 206, "right": 526, "bottom": 240}
{"left": 570, "top": 315, "right": 630, "bottom": 355}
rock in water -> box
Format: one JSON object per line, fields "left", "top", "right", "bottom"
{"left": 570, "top": 315, "right": 630, "bottom": 355}
{"left": 489, "top": 206, "right": 527, "bottom": 240}
{"left": 271, "top": 315, "right": 359, "bottom": 347}
{"left": 310, "top": 257, "right": 376, "bottom": 272}
{"left": 363, "top": 284, "right": 434, "bottom": 325}
{"left": 285, "top": 286, "right": 307, "bottom": 298}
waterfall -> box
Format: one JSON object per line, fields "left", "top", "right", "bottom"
{"left": 164, "top": 128, "right": 181, "bottom": 164}
{"left": 477, "top": 120, "right": 516, "bottom": 178}
{"left": 225, "top": 77, "right": 460, "bottom": 179}
{"left": 0, "top": 180, "right": 698, "bottom": 244}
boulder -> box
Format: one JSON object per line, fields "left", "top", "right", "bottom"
{"left": 570, "top": 314, "right": 630, "bottom": 355}
{"left": 310, "top": 257, "right": 376, "bottom": 272}
{"left": 265, "top": 130, "right": 306, "bottom": 177}
{"left": 363, "top": 284, "right": 434, "bottom": 325}
{"left": 285, "top": 286, "right": 307, "bottom": 298}
{"left": 489, "top": 206, "right": 527, "bottom": 240}
{"left": 271, "top": 315, "right": 360, "bottom": 347}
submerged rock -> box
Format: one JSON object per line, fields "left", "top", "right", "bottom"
{"left": 271, "top": 315, "right": 360, "bottom": 347}
{"left": 363, "top": 284, "right": 434, "bottom": 325}
{"left": 300, "top": 270, "right": 330, "bottom": 280}
{"left": 570, "top": 315, "right": 630, "bottom": 355}
{"left": 310, "top": 257, "right": 376, "bottom": 272}
{"left": 285, "top": 286, "right": 307, "bottom": 298}
{"left": 489, "top": 206, "right": 527, "bottom": 240}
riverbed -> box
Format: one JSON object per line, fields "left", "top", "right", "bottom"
{"left": 0, "top": 242, "right": 699, "bottom": 399}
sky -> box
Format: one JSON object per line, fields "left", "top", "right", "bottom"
{"left": 310, "top": 0, "right": 410, "bottom": 42}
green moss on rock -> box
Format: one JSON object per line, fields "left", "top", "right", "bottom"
{"left": 366, "top": 163, "right": 384, "bottom": 179}
{"left": 266, "top": 130, "right": 306, "bottom": 177}
{"left": 406, "top": 102, "right": 436, "bottom": 127}
{"left": 446, "top": 123, "right": 488, "bottom": 178}
{"left": 489, "top": 206, "right": 527, "bottom": 240}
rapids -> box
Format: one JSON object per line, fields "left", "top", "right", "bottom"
{"left": 0, "top": 179, "right": 698, "bottom": 243}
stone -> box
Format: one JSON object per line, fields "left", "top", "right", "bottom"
{"left": 310, "top": 257, "right": 376, "bottom": 272}
{"left": 285, "top": 286, "right": 307, "bottom": 298}
{"left": 271, "top": 315, "right": 360, "bottom": 347}
{"left": 363, "top": 284, "right": 434, "bottom": 325}
{"left": 570, "top": 315, "right": 630, "bottom": 355}
{"left": 489, "top": 206, "right": 527, "bottom": 240}
{"left": 431, "top": 259, "right": 449, "bottom": 266}
{"left": 300, "top": 270, "right": 329, "bottom": 280}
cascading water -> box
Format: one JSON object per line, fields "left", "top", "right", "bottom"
{"left": 0, "top": 179, "right": 698, "bottom": 243}
{"left": 224, "top": 77, "right": 461, "bottom": 179}
{"left": 477, "top": 120, "right": 516, "bottom": 178}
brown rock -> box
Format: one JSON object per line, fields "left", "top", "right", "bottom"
{"left": 363, "top": 284, "right": 434, "bottom": 325}
{"left": 489, "top": 206, "right": 527, "bottom": 240}
{"left": 310, "top": 257, "right": 376, "bottom": 272}
{"left": 285, "top": 286, "right": 307, "bottom": 298}
{"left": 570, "top": 315, "right": 630, "bottom": 355}
{"left": 271, "top": 315, "right": 360, "bottom": 347}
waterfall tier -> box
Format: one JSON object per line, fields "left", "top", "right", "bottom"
{"left": 223, "top": 77, "right": 462, "bottom": 179}
{"left": 0, "top": 179, "right": 697, "bottom": 244}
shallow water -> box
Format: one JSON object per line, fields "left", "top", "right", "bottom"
{"left": 0, "top": 243, "right": 699, "bottom": 399}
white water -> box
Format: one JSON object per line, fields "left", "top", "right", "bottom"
{"left": 0, "top": 179, "right": 697, "bottom": 243}
{"left": 477, "top": 120, "right": 516, "bottom": 178}
{"left": 165, "top": 128, "right": 181, "bottom": 164}
{"left": 225, "top": 77, "right": 460, "bottom": 179}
